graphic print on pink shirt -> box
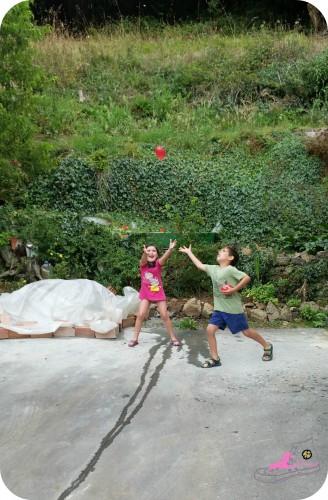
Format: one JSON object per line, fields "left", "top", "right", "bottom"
{"left": 139, "top": 260, "right": 166, "bottom": 302}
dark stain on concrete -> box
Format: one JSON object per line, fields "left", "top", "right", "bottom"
{"left": 58, "top": 337, "right": 171, "bottom": 500}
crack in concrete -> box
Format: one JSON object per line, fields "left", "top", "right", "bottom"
{"left": 57, "top": 338, "right": 171, "bottom": 500}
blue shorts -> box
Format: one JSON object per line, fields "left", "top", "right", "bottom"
{"left": 209, "top": 310, "right": 249, "bottom": 334}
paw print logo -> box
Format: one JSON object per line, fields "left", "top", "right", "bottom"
{"left": 302, "top": 449, "right": 312, "bottom": 460}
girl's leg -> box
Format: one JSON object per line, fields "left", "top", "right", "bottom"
{"left": 206, "top": 324, "right": 220, "bottom": 360}
{"left": 156, "top": 301, "right": 180, "bottom": 342}
{"left": 242, "top": 328, "right": 271, "bottom": 349}
{"left": 129, "top": 299, "right": 150, "bottom": 344}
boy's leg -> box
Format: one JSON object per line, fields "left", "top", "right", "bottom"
{"left": 242, "top": 327, "right": 273, "bottom": 360}
{"left": 157, "top": 301, "right": 180, "bottom": 343}
{"left": 242, "top": 327, "right": 270, "bottom": 349}
{"left": 129, "top": 299, "right": 150, "bottom": 345}
{"left": 206, "top": 324, "right": 220, "bottom": 360}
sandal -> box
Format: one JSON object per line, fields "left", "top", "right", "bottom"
{"left": 202, "top": 358, "right": 221, "bottom": 368}
{"left": 262, "top": 343, "right": 273, "bottom": 361}
{"left": 171, "top": 339, "right": 182, "bottom": 346}
{"left": 128, "top": 339, "right": 139, "bottom": 347}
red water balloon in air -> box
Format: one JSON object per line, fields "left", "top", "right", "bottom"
{"left": 154, "top": 145, "right": 166, "bottom": 160}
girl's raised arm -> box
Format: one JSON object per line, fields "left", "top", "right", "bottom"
{"left": 140, "top": 245, "right": 148, "bottom": 266}
{"left": 158, "top": 239, "right": 176, "bottom": 266}
{"left": 179, "top": 245, "right": 206, "bottom": 271}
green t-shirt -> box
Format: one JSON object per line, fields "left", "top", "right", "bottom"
{"left": 204, "top": 264, "right": 247, "bottom": 314}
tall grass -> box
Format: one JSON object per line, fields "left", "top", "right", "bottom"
{"left": 32, "top": 23, "right": 328, "bottom": 161}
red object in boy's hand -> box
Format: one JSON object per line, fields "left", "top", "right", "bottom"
{"left": 220, "top": 284, "right": 233, "bottom": 292}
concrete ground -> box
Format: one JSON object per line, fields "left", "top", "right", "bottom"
{"left": 0, "top": 323, "right": 327, "bottom": 500}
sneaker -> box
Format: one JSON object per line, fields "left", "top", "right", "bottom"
{"left": 254, "top": 437, "right": 320, "bottom": 483}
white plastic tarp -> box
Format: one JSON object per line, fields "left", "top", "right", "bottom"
{"left": 0, "top": 279, "right": 140, "bottom": 335}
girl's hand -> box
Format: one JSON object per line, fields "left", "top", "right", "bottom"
{"left": 169, "top": 239, "right": 177, "bottom": 250}
{"left": 143, "top": 244, "right": 147, "bottom": 254}
{"left": 179, "top": 244, "right": 192, "bottom": 255}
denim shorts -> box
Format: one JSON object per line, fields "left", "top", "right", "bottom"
{"left": 209, "top": 310, "right": 249, "bottom": 334}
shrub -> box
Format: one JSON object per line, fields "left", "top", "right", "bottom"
{"left": 300, "top": 305, "right": 327, "bottom": 327}
{"left": 178, "top": 318, "right": 198, "bottom": 330}
{"left": 0, "top": 3, "right": 52, "bottom": 202}
{"left": 242, "top": 283, "right": 278, "bottom": 304}
{"left": 287, "top": 297, "right": 301, "bottom": 308}
{"left": 96, "top": 136, "right": 327, "bottom": 249}
{"left": 301, "top": 49, "right": 328, "bottom": 100}
{"left": 28, "top": 157, "right": 100, "bottom": 212}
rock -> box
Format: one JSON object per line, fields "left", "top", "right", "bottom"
{"left": 275, "top": 253, "right": 291, "bottom": 266}
{"left": 272, "top": 266, "right": 288, "bottom": 276}
{"left": 302, "top": 301, "right": 320, "bottom": 312}
{"left": 279, "top": 305, "right": 293, "bottom": 322}
{"left": 291, "top": 253, "right": 305, "bottom": 265}
{"left": 78, "top": 89, "right": 87, "bottom": 102}
{"left": 282, "top": 321, "right": 290, "bottom": 327}
{"left": 202, "top": 302, "right": 214, "bottom": 318}
{"left": 266, "top": 302, "right": 280, "bottom": 321}
{"left": 317, "top": 250, "right": 328, "bottom": 259}
{"left": 290, "top": 307, "right": 300, "bottom": 319}
{"left": 182, "top": 298, "right": 202, "bottom": 318}
{"left": 248, "top": 308, "right": 267, "bottom": 322}
{"left": 284, "top": 265, "right": 295, "bottom": 276}
{"left": 148, "top": 303, "right": 157, "bottom": 318}
{"left": 255, "top": 302, "right": 266, "bottom": 310}
{"left": 244, "top": 302, "right": 255, "bottom": 308}
{"left": 299, "top": 251, "right": 316, "bottom": 263}
{"left": 167, "top": 298, "right": 184, "bottom": 315}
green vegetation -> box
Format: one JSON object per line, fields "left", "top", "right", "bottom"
{"left": 300, "top": 305, "right": 328, "bottom": 328}
{"left": 177, "top": 318, "right": 198, "bottom": 330}
{"left": 0, "top": 3, "right": 52, "bottom": 203}
{"left": 241, "top": 283, "right": 278, "bottom": 304}
{"left": 30, "top": 26, "right": 328, "bottom": 161}
{"left": 287, "top": 297, "right": 302, "bottom": 308}
{"left": 1, "top": 4, "right": 328, "bottom": 305}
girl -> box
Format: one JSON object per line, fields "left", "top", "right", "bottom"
{"left": 128, "top": 240, "right": 181, "bottom": 347}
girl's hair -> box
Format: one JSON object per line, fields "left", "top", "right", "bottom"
{"left": 225, "top": 245, "right": 239, "bottom": 266}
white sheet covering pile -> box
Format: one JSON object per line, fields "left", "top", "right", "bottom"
{"left": 0, "top": 279, "right": 140, "bottom": 335}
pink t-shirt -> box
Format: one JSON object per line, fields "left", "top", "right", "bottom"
{"left": 139, "top": 260, "right": 166, "bottom": 302}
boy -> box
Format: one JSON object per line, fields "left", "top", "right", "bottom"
{"left": 179, "top": 244, "right": 273, "bottom": 367}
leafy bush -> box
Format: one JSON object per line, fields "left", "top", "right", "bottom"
{"left": 0, "top": 3, "right": 52, "bottom": 202}
{"left": 301, "top": 49, "right": 328, "bottom": 100}
{"left": 300, "top": 305, "right": 327, "bottom": 327}
{"left": 96, "top": 135, "right": 327, "bottom": 249}
{"left": 28, "top": 157, "right": 100, "bottom": 212}
{"left": 242, "top": 283, "right": 278, "bottom": 304}
{"left": 238, "top": 248, "right": 275, "bottom": 284}
{"left": 177, "top": 317, "right": 198, "bottom": 330}
{"left": 287, "top": 297, "right": 301, "bottom": 308}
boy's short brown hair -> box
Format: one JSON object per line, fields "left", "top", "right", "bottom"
{"left": 225, "top": 246, "right": 239, "bottom": 266}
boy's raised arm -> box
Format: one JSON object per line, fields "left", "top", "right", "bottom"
{"left": 179, "top": 245, "right": 206, "bottom": 271}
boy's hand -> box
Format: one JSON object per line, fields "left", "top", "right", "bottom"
{"left": 179, "top": 244, "right": 192, "bottom": 255}
{"left": 221, "top": 285, "right": 236, "bottom": 295}
{"left": 169, "top": 239, "right": 177, "bottom": 250}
